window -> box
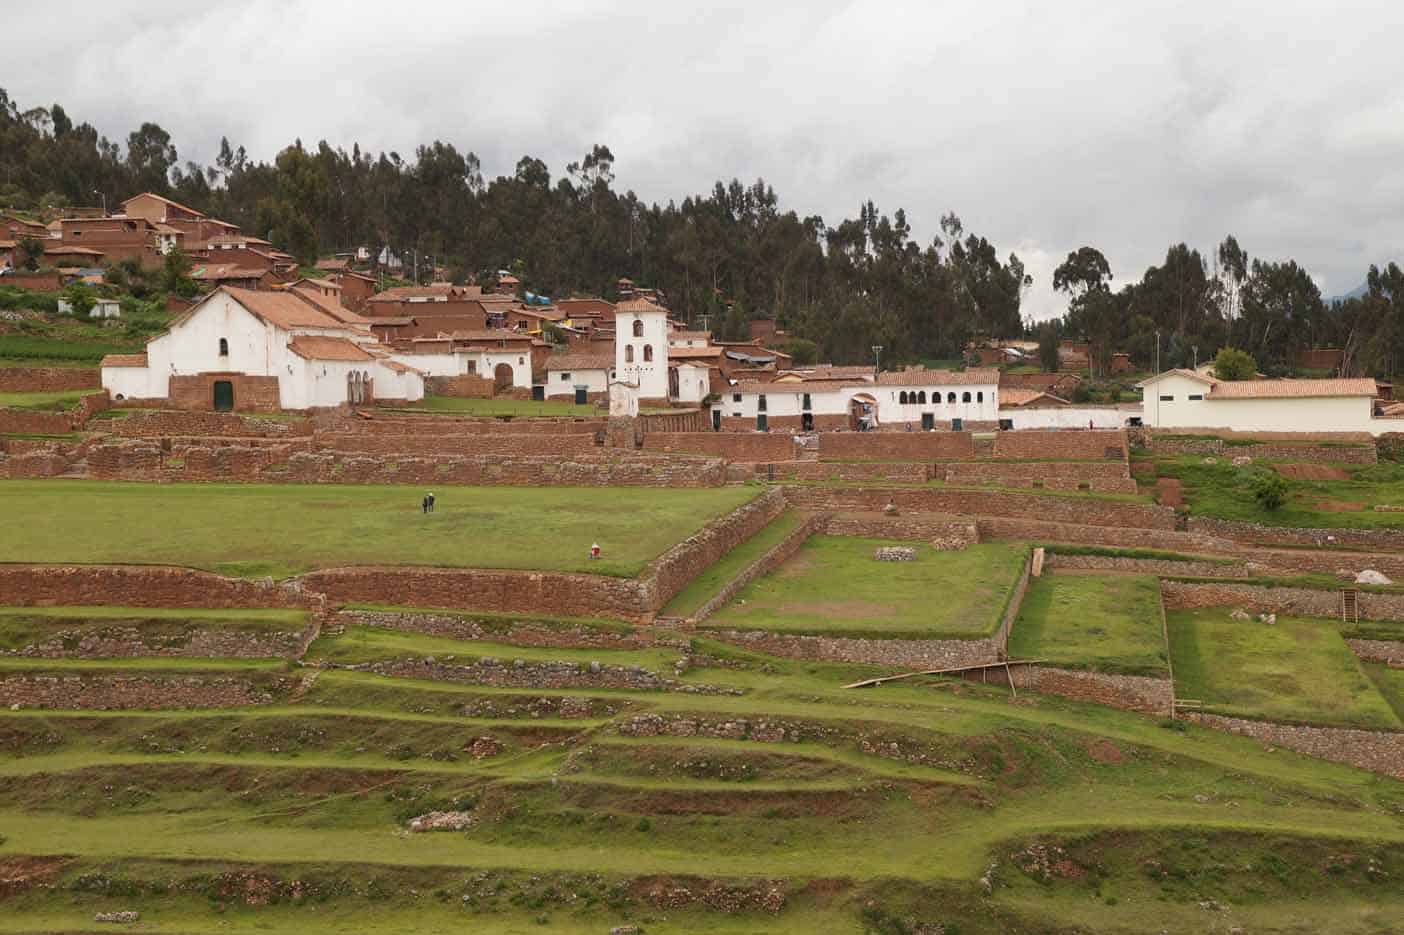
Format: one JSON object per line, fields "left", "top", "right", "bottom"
{"left": 899, "top": 391, "right": 908, "bottom": 404}
{"left": 947, "top": 392, "right": 956, "bottom": 403}
{"left": 757, "top": 395, "right": 767, "bottom": 412}
{"left": 625, "top": 346, "right": 634, "bottom": 363}
{"left": 917, "top": 391, "right": 927, "bottom": 404}
{"left": 976, "top": 391, "right": 983, "bottom": 402}
{"left": 1188, "top": 394, "right": 1203, "bottom": 401}
{"left": 732, "top": 393, "right": 742, "bottom": 402}
{"left": 559, "top": 373, "right": 571, "bottom": 381}
{"left": 467, "top": 360, "right": 476, "bottom": 374}
{"left": 643, "top": 344, "right": 653, "bottom": 362}
{"left": 962, "top": 391, "right": 971, "bottom": 403}
{"left": 802, "top": 393, "right": 811, "bottom": 411}
{"left": 1159, "top": 395, "right": 1174, "bottom": 402}
{"left": 218, "top": 337, "right": 229, "bottom": 356}
{"left": 632, "top": 319, "right": 644, "bottom": 337}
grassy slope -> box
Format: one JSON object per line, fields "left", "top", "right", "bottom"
{"left": 1167, "top": 609, "right": 1401, "bottom": 729}
{"left": 660, "top": 510, "right": 806, "bottom": 617}
{"left": 1158, "top": 458, "right": 1404, "bottom": 529}
{"left": 0, "top": 389, "right": 88, "bottom": 410}
{"left": 0, "top": 480, "right": 757, "bottom": 579}
{"left": 1008, "top": 573, "right": 1168, "bottom": 676}
{"left": 706, "top": 537, "right": 1026, "bottom": 639}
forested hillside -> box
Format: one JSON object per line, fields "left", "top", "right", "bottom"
{"left": 3, "top": 88, "right": 1401, "bottom": 373}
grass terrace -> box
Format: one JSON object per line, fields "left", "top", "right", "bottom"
{"left": 660, "top": 510, "right": 807, "bottom": 618}
{"left": 704, "top": 537, "right": 1027, "bottom": 639}
{"left": 1007, "top": 572, "right": 1169, "bottom": 676}
{"left": 0, "top": 389, "right": 88, "bottom": 410}
{"left": 1155, "top": 458, "right": 1404, "bottom": 529}
{"left": 0, "top": 480, "right": 759, "bottom": 579}
{"left": 1167, "top": 608, "right": 1402, "bottom": 729}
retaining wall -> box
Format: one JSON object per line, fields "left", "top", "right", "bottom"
{"left": 689, "top": 512, "right": 828, "bottom": 623}
{"left": 643, "top": 432, "right": 796, "bottom": 462}
{"left": 108, "top": 410, "right": 313, "bottom": 438}
{"left": 1043, "top": 553, "right": 1251, "bottom": 578}
{"left": 1187, "top": 516, "right": 1404, "bottom": 552}
{"left": 0, "top": 367, "right": 101, "bottom": 392}
{"left": 1185, "top": 713, "right": 1404, "bottom": 779}
{"left": 817, "top": 432, "right": 975, "bottom": 461}
{"left": 0, "top": 565, "right": 315, "bottom": 609}
{"left": 942, "top": 460, "right": 1137, "bottom": 493}
{"left": 782, "top": 486, "right": 1177, "bottom": 530}
{"left": 824, "top": 513, "right": 979, "bottom": 548}
{"left": 0, "top": 673, "right": 292, "bottom": 710}
{"left": 315, "top": 432, "right": 599, "bottom": 457}
{"left": 1160, "top": 580, "right": 1404, "bottom": 622}
{"left": 0, "top": 408, "right": 73, "bottom": 435}
{"left": 641, "top": 488, "right": 788, "bottom": 610}
{"left": 1000, "top": 665, "right": 1174, "bottom": 716}
{"left": 702, "top": 629, "right": 1002, "bottom": 669}
{"left": 992, "top": 430, "right": 1127, "bottom": 461}
{"left": 760, "top": 461, "right": 933, "bottom": 483}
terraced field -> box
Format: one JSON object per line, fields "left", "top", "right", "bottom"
{"left": 2, "top": 602, "right": 1402, "bottom": 934}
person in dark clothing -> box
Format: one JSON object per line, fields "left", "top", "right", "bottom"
{"left": 421, "top": 495, "right": 430, "bottom": 514}
{"left": 426, "top": 491, "right": 436, "bottom": 513}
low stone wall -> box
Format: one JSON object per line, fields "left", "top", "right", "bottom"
{"left": 642, "top": 432, "right": 796, "bottom": 462}
{"left": 0, "top": 623, "right": 305, "bottom": 659}
{"left": 0, "top": 366, "right": 101, "bottom": 392}
{"left": 338, "top": 610, "right": 687, "bottom": 651}
{"left": 1012, "top": 666, "right": 1173, "bottom": 716}
{"left": 339, "top": 658, "right": 733, "bottom": 694}
{"left": 1148, "top": 433, "right": 1377, "bottom": 464}
{"left": 0, "top": 407, "right": 73, "bottom": 435}
{"left": 976, "top": 517, "right": 1233, "bottom": 552}
{"left": 1044, "top": 553, "right": 1250, "bottom": 578}
{"left": 1347, "top": 639, "right": 1404, "bottom": 664}
{"left": 1187, "top": 516, "right": 1404, "bottom": 551}
{"left": 824, "top": 513, "right": 979, "bottom": 548}
{"left": 1186, "top": 713, "right": 1404, "bottom": 779}
{"left": 1160, "top": 580, "right": 1404, "bottom": 622}
{"left": 321, "top": 415, "right": 606, "bottom": 435}
{"left": 1231, "top": 545, "right": 1404, "bottom": 579}
{"left": 108, "top": 410, "right": 313, "bottom": 438}
{"left": 992, "top": 429, "right": 1127, "bottom": 461}
{"left": 643, "top": 489, "right": 788, "bottom": 610}
{"left": 761, "top": 461, "right": 933, "bottom": 483}
{"left": 992, "top": 552, "right": 1032, "bottom": 655}
{"left": 315, "top": 432, "right": 599, "bottom": 457}
{"left": 942, "top": 460, "right": 1137, "bottom": 494}
{"left": 783, "top": 486, "right": 1177, "bottom": 530}
{"left": 0, "top": 565, "right": 315, "bottom": 610}
{"left": 640, "top": 410, "right": 708, "bottom": 434}
{"left": 425, "top": 374, "right": 496, "bottom": 397}
{"left": 817, "top": 431, "right": 975, "bottom": 461}
{"left": 700, "top": 628, "right": 1001, "bottom": 668}
{"left": 689, "top": 513, "right": 827, "bottom": 623}
{"left": 0, "top": 673, "right": 292, "bottom": 710}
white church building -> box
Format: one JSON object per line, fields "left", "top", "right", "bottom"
{"left": 101, "top": 285, "right": 424, "bottom": 411}
{"left": 615, "top": 297, "right": 670, "bottom": 403}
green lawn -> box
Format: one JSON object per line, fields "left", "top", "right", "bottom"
{"left": 1008, "top": 573, "right": 1168, "bottom": 676}
{"left": 1158, "top": 458, "right": 1404, "bottom": 529}
{"left": 704, "top": 537, "right": 1027, "bottom": 639}
{"left": 0, "top": 389, "right": 89, "bottom": 410}
{"left": 0, "top": 480, "right": 758, "bottom": 579}
{"left": 1167, "top": 609, "right": 1401, "bottom": 729}
{"left": 395, "top": 396, "right": 601, "bottom": 417}
{"left": 661, "top": 510, "right": 807, "bottom": 618}
{"left": 1363, "top": 662, "right": 1404, "bottom": 725}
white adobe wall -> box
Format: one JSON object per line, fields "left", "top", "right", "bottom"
{"left": 388, "top": 351, "right": 461, "bottom": 377}
{"left": 481, "top": 350, "right": 532, "bottom": 389}
{"left": 544, "top": 367, "right": 609, "bottom": 398}
{"left": 673, "top": 363, "right": 711, "bottom": 403}
{"left": 879, "top": 383, "right": 998, "bottom": 426}
{"left": 616, "top": 309, "right": 668, "bottom": 398}
{"left": 1143, "top": 372, "right": 1377, "bottom": 434}
{"left": 1000, "top": 405, "right": 1131, "bottom": 429}
{"left": 102, "top": 366, "right": 154, "bottom": 401}
{"left": 1140, "top": 373, "right": 1219, "bottom": 428}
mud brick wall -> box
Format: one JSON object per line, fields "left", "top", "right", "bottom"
{"left": 1012, "top": 666, "right": 1173, "bottom": 716}
{"left": 1043, "top": 553, "right": 1251, "bottom": 578}
{"left": 824, "top": 513, "right": 979, "bottom": 548}
{"left": 109, "top": 410, "right": 312, "bottom": 438}
{"left": 168, "top": 374, "right": 282, "bottom": 412}
{"left": 642, "top": 489, "right": 787, "bottom": 610}
{"left": 301, "top": 566, "right": 650, "bottom": 621}
{"left": 783, "top": 486, "right": 1178, "bottom": 530}
{"left": 688, "top": 513, "right": 828, "bottom": 623}
{"left": 0, "top": 449, "right": 70, "bottom": 477}
{"left": 426, "top": 374, "right": 496, "bottom": 397}
{"left": 1160, "top": 580, "right": 1404, "bottom": 622}
{"left": 0, "top": 367, "right": 101, "bottom": 392}
{"left": 1, "top": 272, "right": 62, "bottom": 290}
{"left": 762, "top": 461, "right": 933, "bottom": 483}
{"left": 1187, "top": 516, "right": 1404, "bottom": 551}
{"left": 315, "top": 432, "right": 599, "bottom": 457}
{"left": 643, "top": 432, "right": 796, "bottom": 462}
{"left": 992, "top": 429, "right": 1128, "bottom": 461}
{"left": 1185, "top": 713, "right": 1404, "bottom": 780}
{"left": 0, "top": 407, "right": 74, "bottom": 434}
{"left": 817, "top": 431, "right": 976, "bottom": 461}
{"left": 942, "top": 460, "right": 1137, "bottom": 494}
{"left": 0, "top": 673, "right": 291, "bottom": 710}
{"left": 75, "top": 390, "right": 111, "bottom": 423}
{"left": 0, "top": 565, "right": 315, "bottom": 610}
{"left": 704, "top": 628, "right": 1000, "bottom": 668}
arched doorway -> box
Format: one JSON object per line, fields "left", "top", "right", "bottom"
{"left": 493, "top": 363, "right": 514, "bottom": 391}
{"left": 848, "top": 393, "right": 878, "bottom": 431}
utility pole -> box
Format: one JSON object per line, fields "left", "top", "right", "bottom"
{"left": 92, "top": 189, "right": 106, "bottom": 216}
{"left": 1155, "top": 330, "right": 1161, "bottom": 428}
{"left": 872, "top": 345, "right": 883, "bottom": 380}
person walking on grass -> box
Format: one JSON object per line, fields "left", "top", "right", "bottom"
{"left": 427, "top": 491, "right": 436, "bottom": 513}
{"left": 422, "top": 492, "right": 436, "bottom": 514}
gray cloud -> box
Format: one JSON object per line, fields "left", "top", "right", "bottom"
{"left": 4, "top": 0, "right": 1401, "bottom": 317}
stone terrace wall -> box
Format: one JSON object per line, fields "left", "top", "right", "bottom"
{"left": 762, "top": 461, "right": 933, "bottom": 483}
{"left": 1185, "top": 713, "right": 1404, "bottom": 779}
{"left": 1148, "top": 435, "right": 1377, "bottom": 464}
{"left": 1348, "top": 639, "right": 1404, "bottom": 664}
{"left": 642, "top": 488, "right": 788, "bottom": 610}
{"left": 783, "top": 486, "right": 1178, "bottom": 530}
{"left": 1160, "top": 579, "right": 1404, "bottom": 622}
{"left": 315, "top": 432, "right": 599, "bottom": 457}
{"left": 942, "top": 460, "right": 1137, "bottom": 494}
{"left": 337, "top": 610, "right": 688, "bottom": 651}
{"left": 426, "top": 374, "right": 496, "bottom": 397}
{"left": 0, "top": 673, "right": 291, "bottom": 710}
{"left": 321, "top": 416, "right": 606, "bottom": 435}
{"left": 992, "top": 429, "right": 1128, "bottom": 461}
{"left": 108, "top": 410, "right": 313, "bottom": 438}
{"left": 642, "top": 432, "right": 796, "bottom": 462}
{"left": 817, "top": 432, "right": 975, "bottom": 462}
{"left": 689, "top": 512, "right": 828, "bottom": 623}
{"left": 303, "top": 566, "right": 650, "bottom": 621}
{"left": 703, "top": 628, "right": 1001, "bottom": 668}
{"left": 1187, "top": 516, "right": 1404, "bottom": 551}
{"left": 0, "top": 367, "right": 101, "bottom": 392}
{"left": 824, "top": 513, "right": 979, "bottom": 548}
{"left": 640, "top": 410, "right": 708, "bottom": 433}
{"left": 1005, "top": 666, "right": 1173, "bottom": 716}
{"left": 0, "top": 565, "right": 315, "bottom": 610}
{"left": 2, "top": 624, "right": 305, "bottom": 659}
{"left": 0, "top": 408, "right": 74, "bottom": 435}
{"left": 1044, "top": 552, "right": 1251, "bottom": 578}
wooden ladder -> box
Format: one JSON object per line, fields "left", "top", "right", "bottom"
{"left": 1341, "top": 589, "right": 1359, "bottom": 625}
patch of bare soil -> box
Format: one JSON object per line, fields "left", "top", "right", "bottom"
{"left": 1311, "top": 499, "right": 1367, "bottom": 512}
{"left": 774, "top": 552, "right": 817, "bottom": 578}
{"left": 1277, "top": 464, "right": 1350, "bottom": 481}
{"left": 0, "top": 857, "right": 70, "bottom": 899}
{"left": 1086, "top": 739, "right": 1124, "bottom": 764}
{"left": 1156, "top": 478, "right": 1184, "bottom": 508}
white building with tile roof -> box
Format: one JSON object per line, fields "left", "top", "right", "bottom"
{"left": 1137, "top": 369, "right": 1381, "bottom": 434}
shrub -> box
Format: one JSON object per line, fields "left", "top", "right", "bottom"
{"left": 1251, "top": 471, "right": 1289, "bottom": 511}
{"left": 1213, "top": 347, "right": 1257, "bottom": 381}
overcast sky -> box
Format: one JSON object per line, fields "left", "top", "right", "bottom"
{"left": 4, "top": 0, "right": 1401, "bottom": 318}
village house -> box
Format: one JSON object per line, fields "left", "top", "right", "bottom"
{"left": 388, "top": 330, "right": 540, "bottom": 393}
{"left": 1138, "top": 369, "right": 1383, "bottom": 434}
{"left": 543, "top": 352, "right": 615, "bottom": 402}
{"left": 100, "top": 286, "right": 423, "bottom": 411}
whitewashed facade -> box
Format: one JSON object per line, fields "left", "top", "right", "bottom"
{"left": 1138, "top": 370, "right": 1380, "bottom": 434}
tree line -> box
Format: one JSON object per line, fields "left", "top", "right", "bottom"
{"left": 2, "top": 89, "right": 1399, "bottom": 375}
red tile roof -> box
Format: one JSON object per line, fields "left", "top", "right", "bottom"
{"left": 100, "top": 353, "right": 148, "bottom": 367}
{"left": 545, "top": 353, "right": 614, "bottom": 371}
{"left": 1208, "top": 377, "right": 1378, "bottom": 399}
{"left": 875, "top": 367, "right": 1000, "bottom": 386}
{"left": 224, "top": 286, "right": 349, "bottom": 331}
{"left": 287, "top": 335, "right": 374, "bottom": 361}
